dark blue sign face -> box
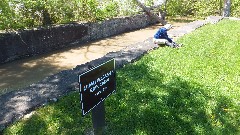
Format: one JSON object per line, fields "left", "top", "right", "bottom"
{"left": 79, "top": 59, "right": 116, "bottom": 116}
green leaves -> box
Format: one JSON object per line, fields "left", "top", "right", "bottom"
{"left": 1, "top": 0, "right": 240, "bottom": 31}
{"left": 0, "top": 0, "right": 135, "bottom": 31}
{"left": 163, "top": 0, "right": 240, "bottom": 17}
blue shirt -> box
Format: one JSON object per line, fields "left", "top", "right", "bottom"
{"left": 154, "top": 27, "right": 172, "bottom": 43}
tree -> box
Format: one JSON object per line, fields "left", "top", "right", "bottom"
{"left": 133, "top": 0, "right": 167, "bottom": 25}
{"left": 223, "top": 0, "right": 231, "bottom": 17}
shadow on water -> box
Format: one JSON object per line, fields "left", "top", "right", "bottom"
{"left": 0, "top": 57, "right": 62, "bottom": 93}
{"left": 0, "top": 36, "right": 121, "bottom": 95}
{"left": 0, "top": 18, "right": 189, "bottom": 95}
{"left": 0, "top": 33, "right": 139, "bottom": 94}
{"left": 0, "top": 23, "right": 168, "bottom": 95}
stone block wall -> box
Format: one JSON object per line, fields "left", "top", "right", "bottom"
{"left": 0, "top": 14, "right": 157, "bottom": 64}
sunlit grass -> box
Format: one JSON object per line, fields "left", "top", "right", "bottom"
{"left": 3, "top": 19, "right": 240, "bottom": 135}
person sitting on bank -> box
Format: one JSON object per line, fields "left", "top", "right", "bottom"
{"left": 153, "top": 24, "right": 181, "bottom": 48}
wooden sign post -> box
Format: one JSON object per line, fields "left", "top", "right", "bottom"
{"left": 92, "top": 102, "right": 105, "bottom": 135}
{"left": 79, "top": 59, "right": 116, "bottom": 134}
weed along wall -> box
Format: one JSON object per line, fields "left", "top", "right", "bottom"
{"left": 0, "top": 14, "right": 157, "bottom": 64}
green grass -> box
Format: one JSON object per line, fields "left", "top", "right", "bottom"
{"left": 3, "top": 19, "right": 240, "bottom": 135}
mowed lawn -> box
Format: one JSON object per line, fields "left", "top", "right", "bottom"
{"left": 3, "top": 19, "right": 240, "bottom": 135}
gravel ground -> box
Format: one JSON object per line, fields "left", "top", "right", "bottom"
{"left": 0, "top": 16, "right": 224, "bottom": 132}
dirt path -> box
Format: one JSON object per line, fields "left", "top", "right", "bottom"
{"left": 0, "top": 21, "right": 188, "bottom": 95}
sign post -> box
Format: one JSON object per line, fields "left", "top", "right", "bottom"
{"left": 78, "top": 59, "right": 116, "bottom": 134}
{"left": 92, "top": 101, "right": 105, "bottom": 135}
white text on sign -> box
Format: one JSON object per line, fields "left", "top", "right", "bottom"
{"left": 83, "top": 70, "right": 114, "bottom": 93}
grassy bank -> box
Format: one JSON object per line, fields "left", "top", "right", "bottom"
{"left": 3, "top": 19, "right": 240, "bottom": 134}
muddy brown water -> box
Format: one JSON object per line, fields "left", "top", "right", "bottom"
{"left": 0, "top": 22, "right": 188, "bottom": 95}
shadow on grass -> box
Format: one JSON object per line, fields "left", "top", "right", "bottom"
{"left": 105, "top": 62, "right": 239, "bottom": 135}
{"left": 3, "top": 91, "right": 93, "bottom": 134}
{"left": 3, "top": 61, "right": 239, "bottom": 135}
{"left": 16, "top": 114, "right": 48, "bottom": 134}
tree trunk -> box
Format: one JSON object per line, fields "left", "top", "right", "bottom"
{"left": 164, "top": 0, "right": 168, "bottom": 14}
{"left": 219, "top": 0, "right": 222, "bottom": 16}
{"left": 223, "top": 0, "right": 231, "bottom": 17}
{"left": 134, "top": 0, "right": 167, "bottom": 25}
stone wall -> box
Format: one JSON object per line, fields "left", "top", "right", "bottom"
{"left": 0, "top": 14, "right": 157, "bottom": 64}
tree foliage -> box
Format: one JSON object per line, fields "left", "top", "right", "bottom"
{"left": 164, "top": 0, "right": 240, "bottom": 17}
{"left": 0, "top": 0, "right": 128, "bottom": 30}
{"left": 0, "top": 0, "right": 239, "bottom": 31}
